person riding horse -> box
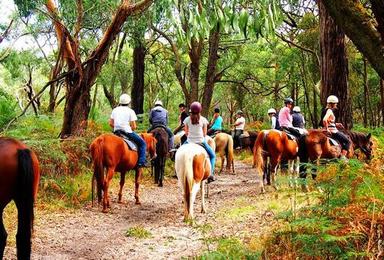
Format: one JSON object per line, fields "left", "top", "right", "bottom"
{"left": 173, "top": 103, "right": 189, "bottom": 135}
{"left": 322, "top": 95, "right": 351, "bottom": 162}
{"left": 267, "top": 108, "right": 280, "bottom": 130}
{"left": 207, "top": 108, "right": 223, "bottom": 136}
{"left": 278, "top": 97, "right": 302, "bottom": 138}
{"left": 148, "top": 100, "right": 174, "bottom": 152}
{"left": 233, "top": 110, "right": 245, "bottom": 149}
{"left": 183, "top": 101, "right": 216, "bottom": 183}
{"left": 109, "top": 94, "right": 149, "bottom": 167}
{"left": 292, "top": 106, "right": 305, "bottom": 129}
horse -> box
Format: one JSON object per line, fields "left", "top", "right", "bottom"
{"left": 343, "top": 130, "right": 373, "bottom": 160}
{"left": 149, "top": 127, "right": 168, "bottom": 187}
{"left": 240, "top": 131, "right": 258, "bottom": 151}
{"left": 0, "top": 137, "right": 40, "bottom": 260}
{"left": 90, "top": 133, "right": 157, "bottom": 213}
{"left": 213, "top": 133, "right": 234, "bottom": 174}
{"left": 253, "top": 130, "right": 299, "bottom": 193}
{"left": 175, "top": 137, "right": 215, "bottom": 221}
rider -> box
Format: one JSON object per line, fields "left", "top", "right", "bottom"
{"left": 207, "top": 108, "right": 223, "bottom": 136}
{"left": 292, "top": 106, "right": 305, "bottom": 129}
{"left": 278, "top": 97, "right": 301, "bottom": 138}
{"left": 233, "top": 110, "right": 245, "bottom": 149}
{"left": 173, "top": 103, "right": 189, "bottom": 134}
{"left": 148, "top": 100, "right": 174, "bottom": 151}
{"left": 323, "top": 95, "right": 351, "bottom": 161}
{"left": 183, "top": 101, "right": 216, "bottom": 183}
{"left": 109, "top": 94, "right": 148, "bottom": 167}
{"left": 267, "top": 108, "right": 280, "bottom": 130}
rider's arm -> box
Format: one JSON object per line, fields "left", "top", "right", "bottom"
{"left": 203, "top": 123, "right": 207, "bottom": 137}
{"left": 323, "top": 109, "right": 331, "bottom": 132}
{"left": 130, "top": 121, "right": 137, "bottom": 131}
{"left": 109, "top": 119, "right": 114, "bottom": 128}
{"left": 184, "top": 124, "right": 189, "bottom": 136}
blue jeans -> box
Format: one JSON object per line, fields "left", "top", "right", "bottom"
{"left": 122, "top": 132, "right": 147, "bottom": 166}
{"left": 185, "top": 140, "right": 216, "bottom": 175}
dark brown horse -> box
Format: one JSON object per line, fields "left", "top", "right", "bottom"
{"left": 240, "top": 131, "right": 259, "bottom": 151}
{"left": 90, "top": 133, "right": 157, "bottom": 212}
{"left": 253, "top": 130, "right": 298, "bottom": 193}
{"left": 343, "top": 130, "right": 373, "bottom": 160}
{"left": 0, "top": 137, "right": 40, "bottom": 260}
{"left": 150, "top": 127, "right": 168, "bottom": 187}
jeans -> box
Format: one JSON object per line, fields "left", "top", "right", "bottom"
{"left": 233, "top": 129, "right": 243, "bottom": 148}
{"left": 117, "top": 131, "right": 147, "bottom": 166}
{"left": 184, "top": 140, "right": 216, "bottom": 175}
{"left": 331, "top": 131, "right": 351, "bottom": 151}
{"left": 148, "top": 124, "right": 174, "bottom": 149}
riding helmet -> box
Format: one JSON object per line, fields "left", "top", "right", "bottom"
{"left": 284, "top": 97, "right": 294, "bottom": 105}
{"left": 214, "top": 108, "right": 220, "bottom": 113}
{"left": 190, "top": 102, "right": 202, "bottom": 113}
{"left": 267, "top": 108, "right": 276, "bottom": 114}
{"left": 155, "top": 100, "right": 163, "bottom": 106}
{"left": 326, "top": 95, "right": 339, "bottom": 104}
{"left": 236, "top": 110, "right": 243, "bottom": 115}
{"left": 119, "top": 94, "right": 131, "bottom": 105}
{"left": 293, "top": 106, "right": 301, "bottom": 112}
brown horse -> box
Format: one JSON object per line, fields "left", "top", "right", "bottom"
{"left": 214, "top": 133, "right": 235, "bottom": 174}
{"left": 150, "top": 127, "right": 168, "bottom": 187}
{"left": 240, "top": 131, "right": 259, "bottom": 151}
{"left": 343, "top": 130, "right": 373, "bottom": 160}
{"left": 0, "top": 137, "right": 40, "bottom": 260}
{"left": 253, "top": 130, "right": 299, "bottom": 193}
{"left": 90, "top": 133, "right": 157, "bottom": 212}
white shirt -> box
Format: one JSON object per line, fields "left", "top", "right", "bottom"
{"left": 235, "top": 117, "right": 245, "bottom": 130}
{"left": 183, "top": 116, "right": 209, "bottom": 143}
{"left": 110, "top": 106, "right": 137, "bottom": 133}
{"left": 271, "top": 116, "right": 277, "bottom": 129}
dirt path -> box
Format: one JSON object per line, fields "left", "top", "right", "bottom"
{"left": 4, "top": 161, "right": 280, "bottom": 260}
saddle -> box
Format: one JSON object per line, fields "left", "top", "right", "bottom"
{"left": 328, "top": 137, "right": 339, "bottom": 146}
{"left": 113, "top": 131, "right": 138, "bottom": 151}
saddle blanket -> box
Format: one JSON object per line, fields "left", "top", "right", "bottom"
{"left": 114, "top": 132, "right": 138, "bottom": 151}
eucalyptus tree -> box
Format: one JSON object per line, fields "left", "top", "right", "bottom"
{"left": 14, "top": 0, "right": 153, "bottom": 138}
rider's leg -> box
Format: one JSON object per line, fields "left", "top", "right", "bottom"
{"left": 332, "top": 132, "right": 351, "bottom": 158}
{"left": 166, "top": 127, "right": 174, "bottom": 149}
{"left": 202, "top": 141, "right": 216, "bottom": 176}
{"left": 127, "top": 132, "right": 147, "bottom": 166}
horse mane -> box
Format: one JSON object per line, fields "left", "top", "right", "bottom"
{"left": 343, "top": 130, "right": 367, "bottom": 145}
{"left": 151, "top": 128, "right": 168, "bottom": 156}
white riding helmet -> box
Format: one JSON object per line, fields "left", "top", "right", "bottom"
{"left": 267, "top": 108, "right": 276, "bottom": 114}
{"left": 293, "top": 106, "right": 301, "bottom": 112}
{"left": 154, "top": 100, "right": 163, "bottom": 106}
{"left": 119, "top": 94, "right": 131, "bottom": 105}
{"left": 327, "top": 95, "right": 339, "bottom": 104}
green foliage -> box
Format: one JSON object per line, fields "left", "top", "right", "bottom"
{"left": 0, "top": 92, "right": 17, "bottom": 129}
{"left": 125, "top": 226, "right": 152, "bottom": 239}
{"left": 200, "top": 237, "right": 261, "bottom": 259}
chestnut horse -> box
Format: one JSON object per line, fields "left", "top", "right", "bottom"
{"left": 175, "top": 139, "right": 215, "bottom": 221}
{"left": 214, "top": 133, "right": 234, "bottom": 174}
{"left": 90, "top": 133, "right": 156, "bottom": 212}
{"left": 343, "top": 130, "right": 373, "bottom": 160}
{"left": 0, "top": 137, "right": 40, "bottom": 260}
{"left": 253, "top": 130, "right": 299, "bottom": 193}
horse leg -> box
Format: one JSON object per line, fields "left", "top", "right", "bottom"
{"left": 270, "top": 155, "right": 281, "bottom": 191}
{"left": 154, "top": 159, "right": 159, "bottom": 184}
{"left": 134, "top": 167, "right": 143, "bottom": 205}
{"left": 102, "top": 167, "right": 114, "bottom": 212}
{"left": 118, "top": 172, "right": 126, "bottom": 204}
{"left": 0, "top": 209, "right": 7, "bottom": 260}
{"left": 201, "top": 181, "right": 206, "bottom": 213}
{"left": 190, "top": 183, "right": 200, "bottom": 219}
{"left": 158, "top": 157, "right": 165, "bottom": 187}
{"left": 220, "top": 154, "right": 225, "bottom": 174}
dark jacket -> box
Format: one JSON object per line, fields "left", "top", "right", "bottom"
{"left": 292, "top": 112, "right": 305, "bottom": 128}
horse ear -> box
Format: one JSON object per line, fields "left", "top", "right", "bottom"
{"left": 367, "top": 133, "right": 372, "bottom": 140}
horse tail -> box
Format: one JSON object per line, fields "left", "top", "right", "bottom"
{"left": 90, "top": 138, "right": 104, "bottom": 204}
{"left": 15, "top": 149, "right": 35, "bottom": 259}
{"left": 227, "top": 135, "right": 234, "bottom": 171}
{"left": 184, "top": 155, "right": 194, "bottom": 219}
{"left": 253, "top": 132, "right": 264, "bottom": 173}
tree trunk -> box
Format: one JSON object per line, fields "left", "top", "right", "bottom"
{"left": 188, "top": 38, "right": 203, "bottom": 103}
{"left": 131, "top": 43, "right": 145, "bottom": 115}
{"left": 363, "top": 58, "right": 368, "bottom": 127}
{"left": 320, "top": 0, "right": 384, "bottom": 79}
{"left": 102, "top": 84, "right": 117, "bottom": 108}
{"left": 381, "top": 79, "right": 384, "bottom": 125}
{"left": 201, "top": 24, "right": 221, "bottom": 117}
{"left": 318, "top": 0, "right": 352, "bottom": 129}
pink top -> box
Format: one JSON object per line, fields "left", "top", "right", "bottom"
{"left": 278, "top": 106, "right": 293, "bottom": 127}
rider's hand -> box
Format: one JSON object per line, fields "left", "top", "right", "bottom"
{"left": 326, "top": 128, "right": 331, "bottom": 134}
{"left": 336, "top": 123, "right": 344, "bottom": 129}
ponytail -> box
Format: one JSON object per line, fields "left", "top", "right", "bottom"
{"left": 190, "top": 112, "right": 200, "bottom": 125}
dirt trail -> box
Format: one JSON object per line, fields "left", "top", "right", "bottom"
{"left": 4, "top": 161, "right": 278, "bottom": 260}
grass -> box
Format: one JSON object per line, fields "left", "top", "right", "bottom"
{"left": 125, "top": 226, "right": 152, "bottom": 239}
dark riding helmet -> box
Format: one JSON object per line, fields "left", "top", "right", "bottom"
{"left": 214, "top": 108, "right": 220, "bottom": 113}
{"left": 284, "top": 97, "right": 294, "bottom": 105}
{"left": 179, "top": 103, "right": 186, "bottom": 108}
{"left": 190, "top": 101, "right": 202, "bottom": 114}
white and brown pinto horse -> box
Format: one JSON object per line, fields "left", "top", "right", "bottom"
{"left": 175, "top": 136, "right": 215, "bottom": 221}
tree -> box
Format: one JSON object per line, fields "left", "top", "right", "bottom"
{"left": 318, "top": 0, "right": 352, "bottom": 129}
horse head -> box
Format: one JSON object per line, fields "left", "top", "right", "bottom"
{"left": 140, "top": 133, "right": 157, "bottom": 158}
{"left": 359, "top": 133, "right": 373, "bottom": 160}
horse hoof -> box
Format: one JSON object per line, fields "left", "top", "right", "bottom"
{"left": 118, "top": 200, "right": 124, "bottom": 204}
{"left": 135, "top": 201, "right": 141, "bottom": 205}
{"left": 201, "top": 209, "right": 206, "bottom": 213}
{"left": 158, "top": 183, "right": 163, "bottom": 187}
{"left": 102, "top": 208, "right": 109, "bottom": 213}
